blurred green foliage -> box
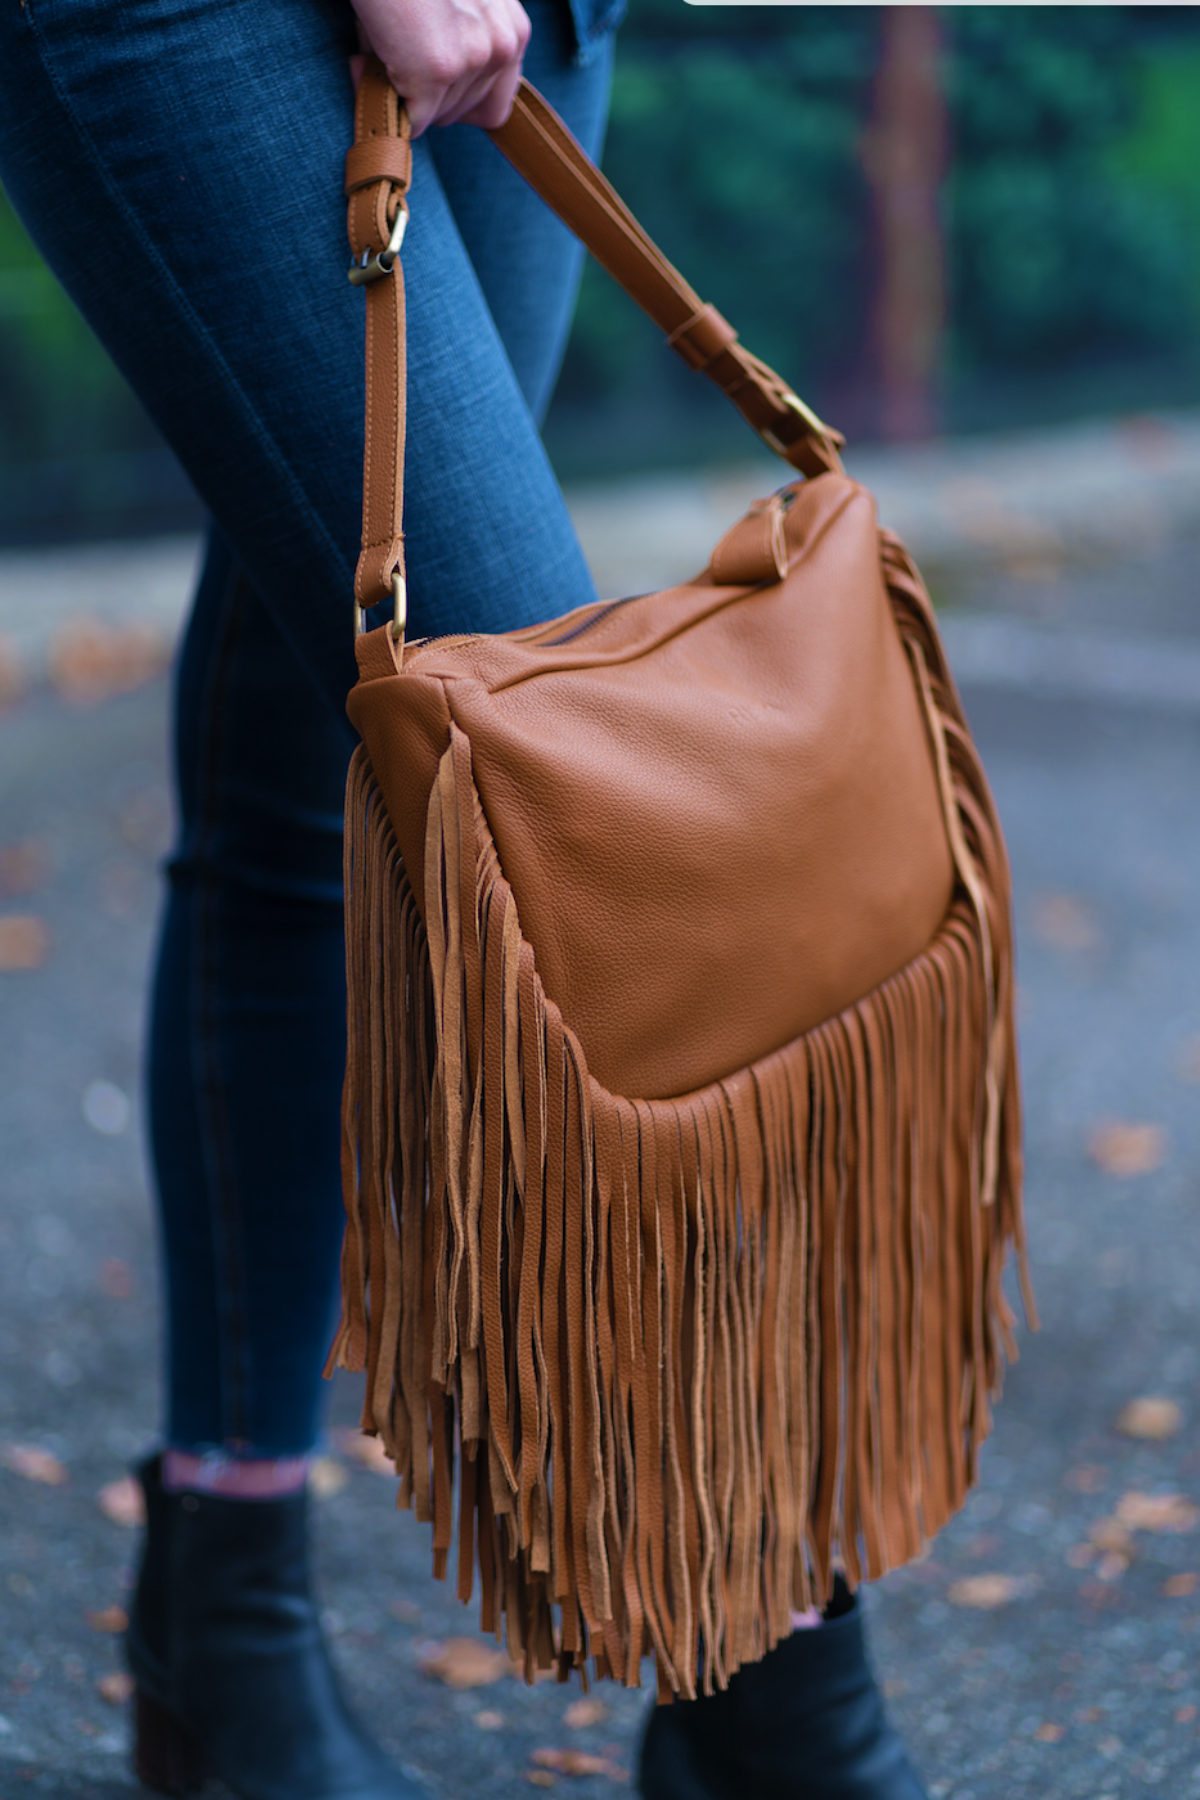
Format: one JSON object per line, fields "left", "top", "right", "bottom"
{"left": 551, "top": 2, "right": 1200, "bottom": 460}
{"left": 945, "top": 7, "right": 1194, "bottom": 369}
{"left": 2, "top": 4, "right": 1200, "bottom": 531}
{"left": 0, "top": 199, "right": 188, "bottom": 541}
{"left": 1112, "top": 36, "right": 1200, "bottom": 329}
{"left": 0, "top": 201, "right": 138, "bottom": 466}
{"left": 564, "top": 12, "right": 874, "bottom": 402}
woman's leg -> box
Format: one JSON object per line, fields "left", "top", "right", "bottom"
{"left": 0, "top": 5, "right": 610, "bottom": 1792}
{"left": 0, "top": 0, "right": 609, "bottom": 1460}
{"left": 427, "top": 3, "right": 612, "bottom": 424}
{"left": 147, "top": 531, "right": 352, "bottom": 1457}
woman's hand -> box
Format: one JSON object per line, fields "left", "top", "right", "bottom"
{"left": 350, "top": 0, "right": 531, "bottom": 137}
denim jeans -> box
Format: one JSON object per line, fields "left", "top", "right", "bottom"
{"left": 0, "top": 0, "right": 612, "bottom": 1453}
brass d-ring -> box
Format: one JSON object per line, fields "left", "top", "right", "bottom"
{"left": 354, "top": 569, "right": 407, "bottom": 645}
{"left": 390, "top": 569, "right": 407, "bottom": 647}
{"left": 759, "top": 389, "right": 837, "bottom": 458}
{"left": 348, "top": 203, "right": 409, "bottom": 287}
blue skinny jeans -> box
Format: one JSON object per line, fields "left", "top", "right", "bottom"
{"left": 0, "top": 0, "right": 611, "bottom": 1454}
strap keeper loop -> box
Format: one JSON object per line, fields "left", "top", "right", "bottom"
{"left": 665, "top": 303, "right": 739, "bottom": 373}
{"left": 344, "top": 138, "right": 413, "bottom": 197}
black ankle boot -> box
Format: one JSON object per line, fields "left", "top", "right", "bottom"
{"left": 125, "top": 1455, "right": 425, "bottom": 1800}
{"left": 639, "top": 1583, "right": 927, "bottom": 1800}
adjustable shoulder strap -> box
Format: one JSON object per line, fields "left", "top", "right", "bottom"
{"left": 346, "top": 62, "right": 412, "bottom": 618}
{"left": 487, "top": 85, "right": 843, "bottom": 481}
{"left": 347, "top": 60, "right": 844, "bottom": 613}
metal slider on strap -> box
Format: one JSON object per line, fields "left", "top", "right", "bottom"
{"left": 354, "top": 570, "right": 407, "bottom": 644}
{"left": 348, "top": 203, "right": 408, "bottom": 286}
{"left": 759, "top": 389, "right": 840, "bottom": 458}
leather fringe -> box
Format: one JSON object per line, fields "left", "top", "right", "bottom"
{"left": 330, "top": 535, "right": 1032, "bottom": 1695}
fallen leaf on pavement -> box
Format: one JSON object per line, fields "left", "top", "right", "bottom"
{"left": 1087, "top": 1122, "right": 1167, "bottom": 1178}
{"left": 309, "top": 1457, "right": 348, "bottom": 1499}
{"left": 419, "top": 1638, "right": 514, "bottom": 1689}
{"left": 1165, "top": 1573, "right": 1199, "bottom": 1598}
{"left": 48, "top": 619, "right": 170, "bottom": 707}
{"left": 1034, "top": 1723, "right": 1065, "bottom": 1743}
{"left": 99, "top": 1258, "right": 135, "bottom": 1299}
{"left": 946, "top": 1573, "right": 1019, "bottom": 1610}
{"left": 0, "top": 635, "right": 24, "bottom": 712}
{"left": 532, "top": 1749, "right": 624, "bottom": 1778}
{"left": 564, "top": 1698, "right": 609, "bottom": 1729}
{"left": 1177, "top": 1705, "right": 1198, "bottom": 1723}
{"left": 1089, "top": 1519, "right": 1134, "bottom": 1557}
{"left": 97, "top": 1672, "right": 134, "bottom": 1706}
{"left": 332, "top": 1428, "right": 395, "bottom": 1477}
{"left": 1116, "top": 1397, "right": 1182, "bottom": 1440}
{"left": 1086, "top": 1529, "right": 1131, "bottom": 1579}
{"left": 0, "top": 840, "right": 48, "bottom": 897}
{"left": 87, "top": 1606, "right": 129, "bottom": 1634}
{"left": 0, "top": 914, "right": 50, "bottom": 971}
{"left": 526, "top": 1776, "right": 555, "bottom": 1789}
{"left": 474, "top": 1710, "right": 505, "bottom": 1730}
{"left": 1031, "top": 893, "right": 1100, "bottom": 953}
{"left": 1, "top": 1443, "right": 68, "bottom": 1485}
{"left": 1115, "top": 1491, "right": 1198, "bottom": 1533}
{"left": 97, "top": 1477, "right": 145, "bottom": 1528}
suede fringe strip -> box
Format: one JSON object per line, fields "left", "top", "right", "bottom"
{"left": 330, "top": 532, "right": 1033, "bottom": 1696}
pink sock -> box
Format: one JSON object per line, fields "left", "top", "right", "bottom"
{"left": 162, "top": 1448, "right": 309, "bottom": 1500}
{"left": 789, "top": 1607, "right": 824, "bottom": 1630}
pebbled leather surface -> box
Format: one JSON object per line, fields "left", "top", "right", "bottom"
{"left": 348, "top": 472, "right": 954, "bottom": 1100}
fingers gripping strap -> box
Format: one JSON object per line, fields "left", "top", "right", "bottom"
{"left": 348, "top": 61, "right": 845, "bottom": 612}
{"left": 350, "top": 61, "right": 410, "bottom": 610}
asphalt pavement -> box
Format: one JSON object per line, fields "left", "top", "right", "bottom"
{"left": 2, "top": 444, "right": 1200, "bottom": 1799}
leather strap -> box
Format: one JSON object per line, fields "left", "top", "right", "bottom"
{"left": 345, "top": 137, "right": 413, "bottom": 196}
{"left": 347, "top": 59, "right": 844, "bottom": 609}
{"left": 348, "top": 64, "right": 411, "bottom": 610}
{"left": 487, "top": 86, "right": 844, "bottom": 479}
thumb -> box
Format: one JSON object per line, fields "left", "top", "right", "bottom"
{"left": 393, "top": 77, "right": 445, "bottom": 137}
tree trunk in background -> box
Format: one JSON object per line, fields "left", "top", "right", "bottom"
{"left": 863, "top": 7, "right": 947, "bottom": 442}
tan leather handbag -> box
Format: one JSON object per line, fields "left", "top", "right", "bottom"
{"left": 329, "top": 60, "right": 1033, "bottom": 1699}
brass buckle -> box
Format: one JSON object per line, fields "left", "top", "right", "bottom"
{"left": 348, "top": 204, "right": 408, "bottom": 287}
{"left": 354, "top": 570, "right": 407, "bottom": 644}
{"left": 759, "top": 389, "right": 836, "bottom": 458}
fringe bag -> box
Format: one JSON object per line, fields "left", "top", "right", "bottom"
{"left": 329, "top": 60, "right": 1035, "bottom": 1698}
